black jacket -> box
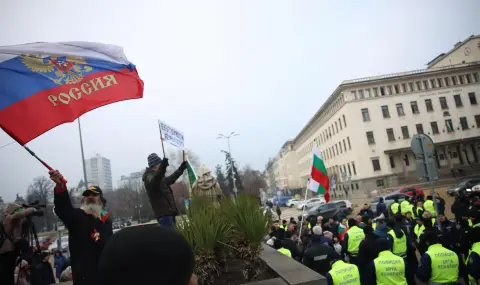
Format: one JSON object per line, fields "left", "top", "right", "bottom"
{"left": 376, "top": 202, "right": 388, "bottom": 218}
{"left": 302, "top": 236, "right": 340, "bottom": 276}
{"left": 31, "top": 260, "right": 55, "bottom": 285}
{"left": 282, "top": 239, "right": 299, "bottom": 259}
{"left": 142, "top": 165, "right": 184, "bottom": 217}
{"left": 358, "top": 234, "right": 380, "bottom": 264}
{"left": 54, "top": 185, "right": 112, "bottom": 285}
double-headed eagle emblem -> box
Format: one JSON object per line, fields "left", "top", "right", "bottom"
{"left": 21, "top": 55, "right": 93, "bottom": 85}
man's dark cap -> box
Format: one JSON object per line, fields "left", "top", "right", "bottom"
{"left": 82, "top": 186, "right": 103, "bottom": 197}
{"left": 99, "top": 225, "right": 195, "bottom": 285}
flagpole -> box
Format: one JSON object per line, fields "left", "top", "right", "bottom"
{"left": 157, "top": 121, "right": 166, "bottom": 158}
{"left": 298, "top": 179, "right": 310, "bottom": 234}
{"left": 78, "top": 118, "right": 88, "bottom": 190}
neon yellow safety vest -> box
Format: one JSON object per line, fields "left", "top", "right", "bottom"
{"left": 415, "top": 206, "right": 423, "bottom": 217}
{"left": 308, "top": 223, "right": 311, "bottom": 229}
{"left": 277, "top": 247, "right": 291, "bottom": 258}
{"left": 425, "top": 244, "right": 459, "bottom": 284}
{"left": 391, "top": 202, "right": 400, "bottom": 214}
{"left": 407, "top": 204, "right": 415, "bottom": 218}
{"left": 279, "top": 225, "right": 285, "bottom": 230}
{"left": 388, "top": 229, "right": 407, "bottom": 257}
{"left": 372, "top": 222, "right": 377, "bottom": 230}
{"left": 468, "top": 219, "right": 473, "bottom": 227}
{"left": 414, "top": 224, "right": 424, "bottom": 243}
{"left": 467, "top": 242, "right": 480, "bottom": 285}
{"left": 400, "top": 200, "right": 410, "bottom": 215}
{"left": 424, "top": 200, "right": 436, "bottom": 217}
{"left": 328, "top": 260, "right": 361, "bottom": 285}
{"left": 373, "top": 250, "right": 407, "bottom": 285}
{"left": 346, "top": 226, "right": 365, "bottom": 256}
{"left": 473, "top": 223, "right": 480, "bottom": 228}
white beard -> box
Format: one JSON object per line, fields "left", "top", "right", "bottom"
{"left": 81, "top": 202, "right": 102, "bottom": 218}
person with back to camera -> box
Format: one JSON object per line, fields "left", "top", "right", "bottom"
{"left": 142, "top": 153, "right": 187, "bottom": 227}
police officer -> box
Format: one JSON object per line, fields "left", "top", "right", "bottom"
{"left": 390, "top": 197, "right": 400, "bottom": 215}
{"left": 325, "top": 259, "right": 360, "bottom": 285}
{"left": 400, "top": 198, "right": 410, "bottom": 216}
{"left": 466, "top": 227, "right": 480, "bottom": 284}
{"left": 434, "top": 214, "right": 458, "bottom": 252}
{"left": 424, "top": 195, "right": 437, "bottom": 217}
{"left": 417, "top": 231, "right": 466, "bottom": 284}
{"left": 386, "top": 214, "right": 408, "bottom": 258}
{"left": 365, "top": 238, "right": 409, "bottom": 285}
{"left": 342, "top": 218, "right": 365, "bottom": 265}
{"left": 273, "top": 239, "right": 291, "bottom": 257}
{"left": 414, "top": 200, "right": 425, "bottom": 219}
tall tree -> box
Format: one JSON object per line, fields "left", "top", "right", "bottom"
{"left": 0, "top": 196, "right": 4, "bottom": 204}
{"left": 224, "top": 152, "right": 243, "bottom": 194}
{"left": 214, "top": 164, "right": 229, "bottom": 196}
{"left": 15, "top": 193, "right": 25, "bottom": 204}
{"left": 26, "top": 176, "right": 55, "bottom": 232}
{"left": 240, "top": 165, "right": 268, "bottom": 197}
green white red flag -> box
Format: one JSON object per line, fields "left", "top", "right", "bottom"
{"left": 186, "top": 159, "right": 197, "bottom": 187}
{"left": 308, "top": 148, "right": 330, "bottom": 202}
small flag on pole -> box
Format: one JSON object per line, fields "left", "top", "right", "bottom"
{"left": 308, "top": 148, "right": 330, "bottom": 202}
{"left": 186, "top": 159, "right": 197, "bottom": 187}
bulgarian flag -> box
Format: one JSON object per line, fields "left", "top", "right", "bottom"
{"left": 308, "top": 148, "right": 330, "bottom": 202}
{"left": 186, "top": 159, "right": 198, "bottom": 187}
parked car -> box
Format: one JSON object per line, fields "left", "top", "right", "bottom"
{"left": 286, "top": 198, "right": 304, "bottom": 208}
{"left": 333, "top": 199, "right": 353, "bottom": 210}
{"left": 307, "top": 201, "right": 347, "bottom": 220}
{"left": 296, "top": 197, "right": 325, "bottom": 210}
{"left": 392, "top": 186, "right": 424, "bottom": 197}
{"left": 272, "top": 196, "right": 292, "bottom": 206}
{"left": 370, "top": 193, "right": 410, "bottom": 216}
{"left": 447, "top": 177, "right": 480, "bottom": 196}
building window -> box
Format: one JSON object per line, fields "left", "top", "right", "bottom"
{"left": 423, "top": 80, "right": 429, "bottom": 90}
{"left": 415, "top": 81, "right": 421, "bottom": 90}
{"left": 425, "top": 99, "right": 434, "bottom": 112}
{"left": 460, "top": 117, "right": 469, "bottom": 130}
{"left": 401, "top": 126, "right": 409, "bottom": 139}
{"left": 401, "top": 83, "right": 407, "bottom": 93}
{"left": 437, "top": 78, "right": 443, "bottom": 88}
{"left": 387, "top": 85, "right": 393, "bottom": 95}
{"left": 372, "top": 159, "right": 381, "bottom": 171}
{"left": 339, "top": 142, "right": 343, "bottom": 153}
{"left": 475, "top": 115, "right": 480, "bottom": 128}
{"left": 430, "top": 79, "right": 436, "bottom": 88}
{"left": 373, "top": 87, "right": 379, "bottom": 97}
{"left": 431, "top": 121, "right": 439, "bottom": 134}
{"left": 439, "top": 97, "right": 448, "bottom": 109}
{"left": 473, "top": 73, "right": 479, "bottom": 82}
{"left": 361, "top": 108, "right": 370, "bottom": 121}
{"left": 444, "top": 77, "right": 450, "bottom": 86}
{"left": 380, "top": 86, "right": 386, "bottom": 96}
{"left": 339, "top": 118, "right": 343, "bottom": 130}
{"left": 335, "top": 144, "right": 339, "bottom": 155}
{"left": 351, "top": 91, "right": 357, "bottom": 99}
{"left": 335, "top": 122, "right": 339, "bottom": 132}
{"left": 454, "top": 94, "right": 463, "bottom": 107}
{"left": 389, "top": 156, "right": 395, "bottom": 168}
{"left": 352, "top": 162, "right": 357, "bottom": 175}
{"left": 343, "top": 115, "right": 347, "bottom": 127}
{"left": 466, "top": 74, "right": 472, "bottom": 84}
{"left": 396, "top": 103, "right": 405, "bottom": 116}
{"left": 347, "top": 164, "right": 352, "bottom": 175}
{"left": 366, "top": 131, "right": 375, "bottom": 145}
{"left": 381, "top": 105, "right": 390, "bottom": 118}
{"left": 404, "top": 154, "right": 410, "bottom": 166}
{"left": 410, "top": 101, "right": 420, "bottom": 114}
{"left": 343, "top": 139, "right": 347, "bottom": 151}
{"left": 408, "top": 82, "right": 414, "bottom": 92}
{"left": 469, "top": 92, "right": 478, "bottom": 105}
{"left": 386, "top": 128, "right": 395, "bottom": 141}
{"left": 347, "top": 137, "right": 351, "bottom": 150}
{"left": 451, "top": 76, "right": 458, "bottom": 85}
{"left": 445, "top": 119, "right": 454, "bottom": 132}
{"left": 459, "top": 75, "right": 464, "bottom": 84}
{"left": 394, "top": 85, "right": 400, "bottom": 94}
{"left": 358, "top": 89, "right": 364, "bottom": 99}
{"left": 416, "top": 123, "right": 424, "bottom": 134}
{"left": 365, "top": 88, "right": 371, "bottom": 98}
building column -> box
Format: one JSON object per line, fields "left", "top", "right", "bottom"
{"left": 400, "top": 152, "right": 408, "bottom": 177}
{"left": 445, "top": 146, "right": 453, "bottom": 169}
{"left": 459, "top": 143, "right": 468, "bottom": 165}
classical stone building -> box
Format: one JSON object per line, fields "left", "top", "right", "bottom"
{"left": 267, "top": 35, "right": 480, "bottom": 191}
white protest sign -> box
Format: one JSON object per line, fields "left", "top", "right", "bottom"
{"left": 158, "top": 120, "right": 184, "bottom": 149}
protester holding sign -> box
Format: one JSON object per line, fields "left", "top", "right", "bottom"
{"left": 142, "top": 153, "right": 187, "bottom": 227}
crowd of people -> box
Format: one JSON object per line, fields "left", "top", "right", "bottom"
{"left": 265, "top": 192, "right": 480, "bottom": 285}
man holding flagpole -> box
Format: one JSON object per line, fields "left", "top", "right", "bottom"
{"left": 142, "top": 153, "right": 187, "bottom": 228}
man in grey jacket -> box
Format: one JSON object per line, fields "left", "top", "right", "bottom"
{"left": 142, "top": 153, "right": 187, "bottom": 227}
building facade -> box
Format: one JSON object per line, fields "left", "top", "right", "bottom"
{"left": 117, "top": 170, "right": 145, "bottom": 191}
{"left": 266, "top": 140, "right": 302, "bottom": 190}
{"left": 268, "top": 35, "right": 480, "bottom": 191}
{"left": 85, "top": 153, "right": 113, "bottom": 192}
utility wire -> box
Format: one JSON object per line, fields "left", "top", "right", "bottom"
{"left": 0, "top": 141, "right": 16, "bottom": 149}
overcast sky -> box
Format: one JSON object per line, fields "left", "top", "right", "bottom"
{"left": 0, "top": 1, "right": 479, "bottom": 202}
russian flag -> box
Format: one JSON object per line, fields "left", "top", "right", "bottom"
{"left": 0, "top": 42, "right": 144, "bottom": 145}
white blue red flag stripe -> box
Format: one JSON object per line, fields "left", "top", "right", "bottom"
{"left": 0, "top": 42, "right": 144, "bottom": 144}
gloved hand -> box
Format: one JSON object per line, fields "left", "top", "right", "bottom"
{"left": 33, "top": 210, "right": 44, "bottom": 217}
{"left": 161, "top": 158, "right": 169, "bottom": 167}
{"left": 179, "top": 161, "right": 187, "bottom": 171}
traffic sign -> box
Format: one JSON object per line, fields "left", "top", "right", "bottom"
{"left": 411, "top": 134, "right": 439, "bottom": 182}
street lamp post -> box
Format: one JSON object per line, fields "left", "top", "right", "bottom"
{"left": 217, "top": 132, "right": 239, "bottom": 196}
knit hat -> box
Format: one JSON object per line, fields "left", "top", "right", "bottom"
{"left": 99, "top": 225, "right": 195, "bottom": 285}
{"left": 147, "top": 153, "right": 162, "bottom": 168}
{"left": 312, "top": 225, "right": 323, "bottom": 235}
